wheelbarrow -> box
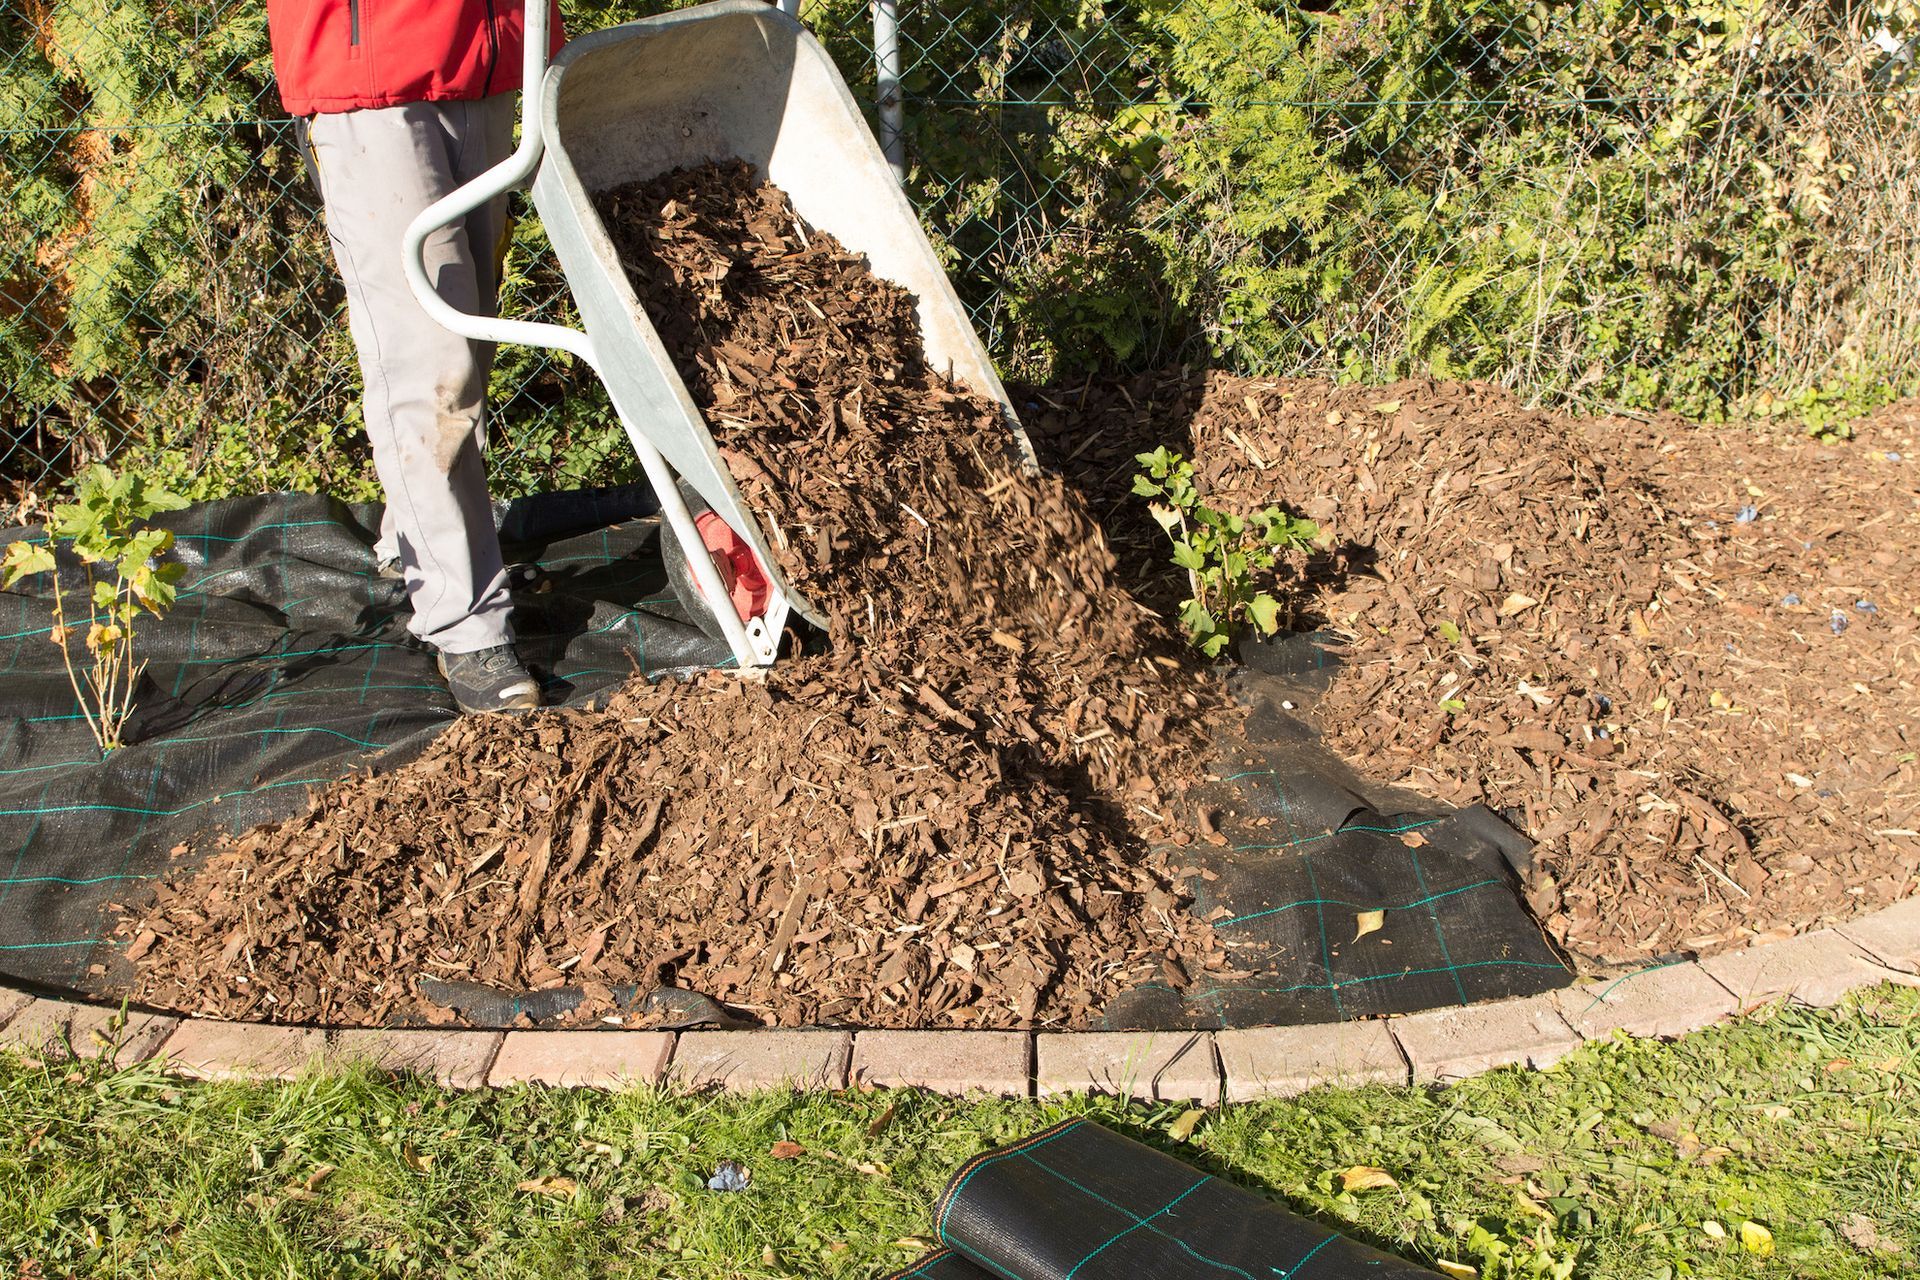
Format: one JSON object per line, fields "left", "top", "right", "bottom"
{"left": 403, "top": 0, "right": 1034, "bottom": 670}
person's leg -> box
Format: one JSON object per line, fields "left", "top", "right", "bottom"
{"left": 307, "top": 101, "right": 514, "bottom": 655}
{"left": 369, "top": 94, "right": 514, "bottom": 579}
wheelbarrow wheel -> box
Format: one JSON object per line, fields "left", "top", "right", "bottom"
{"left": 659, "top": 483, "right": 772, "bottom": 643}
{"left": 660, "top": 496, "right": 724, "bottom": 642}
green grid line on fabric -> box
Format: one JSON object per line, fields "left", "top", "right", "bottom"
{"left": 1402, "top": 842, "right": 1470, "bottom": 1007}
{"left": 1061, "top": 1173, "right": 1210, "bottom": 1277}
{"left": 0, "top": 774, "right": 334, "bottom": 820}
{"left": 1301, "top": 853, "right": 1344, "bottom": 1020}
{"left": 1150, "top": 817, "right": 1443, "bottom": 861}
{"left": 1212, "top": 876, "right": 1503, "bottom": 929}
{"left": 1016, "top": 1151, "right": 1269, "bottom": 1280}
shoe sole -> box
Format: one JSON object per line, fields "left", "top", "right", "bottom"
{"left": 435, "top": 654, "right": 543, "bottom": 715}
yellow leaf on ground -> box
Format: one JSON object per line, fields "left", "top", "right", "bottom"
{"left": 1168, "top": 1108, "right": 1206, "bottom": 1142}
{"left": 517, "top": 1176, "right": 579, "bottom": 1197}
{"left": 1338, "top": 1165, "right": 1397, "bottom": 1192}
{"left": 1371, "top": 399, "right": 1403, "bottom": 414}
{"left": 1354, "top": 910, "right": 1385, "bottom": 942}
{"left": 1514, "top": 1192, "right": 1553, "bottom": 1220}
{"left": 1739, "top": 1221, "right": 1775, "bottom": 1257}
{"left": 1435, "top": 1261, "right": 1476, "bottom": 1279}
{"left": 1702, "top": 1219, "right": 1727, "bottom": 1239}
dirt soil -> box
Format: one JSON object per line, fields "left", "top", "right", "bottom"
{"left": 1024, "top": 374, "right": 1920, "bottom": 967}
{"left": 120, "top": 163, "right": 1234, "bottom": 1029}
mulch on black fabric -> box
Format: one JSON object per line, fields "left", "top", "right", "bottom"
{"left": 120, "top": 163, "right": 1236, "bottom": 1029}
{"left": 119, "top": 162, "right": 1913, "bottom": 1030}
{"left": 1024, "top": 373, "right": 1920, "bottom": 969}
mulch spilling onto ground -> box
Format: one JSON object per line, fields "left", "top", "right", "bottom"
{"left": 1025, "top": 374, "right": 1920, "bottom": 967}
{"left": 119, "top": 162, "right": 1918, "bottom": 1024}
{"left": 120, "top": 163, "right": 1234, "bottom": 1029}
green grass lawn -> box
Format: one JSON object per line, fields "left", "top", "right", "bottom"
{"left": 3, "top": 988, "right": 1916, "bottom": 1279}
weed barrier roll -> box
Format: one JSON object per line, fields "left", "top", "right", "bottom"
{"left": 890, "top": 1119, "right": 1439, "bottom": 1280}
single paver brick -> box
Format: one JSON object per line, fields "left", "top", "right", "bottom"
{"left": 852, "top": 1031, "right": 1030, "bottom": 1096}
{"left": 161, "top": 1020, "right": 327, "bottom": 1081}
{"left": 1035, "top": 1032, "right": 1219, "bottom": 1105}
{"left": 1391, "top": 995, "right": 1579, "bottom": 1083}
{"left": 1215, "top": 1021, "right": 1406, "bottom": 1102}
{"left": 0, "top": 987, "right": 34, "bottom": 1030}
{"left": 1701, "top": 929, "right": 1878, "bottom": 1009}
{"left": 489, "top": 1031, "right": 676, "bottom": 1089}
{"left": 1554, "top": 962, "right": 1737, "bottom": 1040}
{"left": 1839, "top": 896, "right": 1920, "bottom": 971}
{"left": 0, "top": 998, "right": 178, "bottom": 1067}
{"left": 670, "top": 1032, "right": 851, "bottom": 1091}
{"left": 330, "top": 1029, "right": 502, "bottom": 1089}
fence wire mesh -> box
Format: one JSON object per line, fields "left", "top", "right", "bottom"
{"left": 3, "top": 0, "right": 1917, "bottom": 507}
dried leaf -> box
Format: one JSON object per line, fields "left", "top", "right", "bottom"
{"left": 1353, "top": 909, "right": 1385, "bottom": 942}
{"left": 516, "top": 1175, "right": 578, "bottom": 1197}
{"left": 770, "top": 1140, "right": 806, "bottom": 1160}
{"left": 1338, "top": 1165, "right": 1397, "bottom": 1192}
{"left": 1435, "top": 1261, "right": 1476, "bottom": 1278}
{"left": 1168, "top": 1108, "right": 1206, "bottom": 1142}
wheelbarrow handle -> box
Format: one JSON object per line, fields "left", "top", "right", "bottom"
{"left": 399, "top": 0, "right": 593, "bottom": 366}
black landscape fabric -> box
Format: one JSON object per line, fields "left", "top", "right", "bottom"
{"left": 0, "top": 495, "right": 1564, "bottom": 1024}
{"left": 889, "top": 1118, "right": 1439, "bottom": 1280}
{"left": 0, "top": 489, "right": 727, "bottom": 996}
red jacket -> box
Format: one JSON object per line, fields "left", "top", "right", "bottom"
{"left": 268, "top": 0, "right": 564, "bottom": 116}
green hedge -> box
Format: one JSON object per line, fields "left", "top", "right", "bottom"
{"left": 2, "top": 0, "right": 1915, "bottom": 504}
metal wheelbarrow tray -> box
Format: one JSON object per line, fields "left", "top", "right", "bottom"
{"left": 406, "top": 0, "right": 1032, "bottom": 670}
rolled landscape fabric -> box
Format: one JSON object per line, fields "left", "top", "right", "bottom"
{"left": 889, "top": 1118, "right": 1438, "bottom": 1280}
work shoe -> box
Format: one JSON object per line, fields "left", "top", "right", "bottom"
{"left": 435, "top": 644, "right": 542, "bottom": 714}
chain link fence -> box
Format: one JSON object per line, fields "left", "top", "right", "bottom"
{"left": 4, "top": 0, "right": 1917, "bottom": 509}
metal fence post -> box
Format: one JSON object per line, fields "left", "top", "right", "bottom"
{"left": 874, "top": 0, "right": 906, "bottom": 182}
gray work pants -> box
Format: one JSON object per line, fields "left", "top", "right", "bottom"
{"left": 308, "top": 95, "right": 517, "bottom": 654}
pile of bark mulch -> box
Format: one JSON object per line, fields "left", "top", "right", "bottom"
{"left": 1026, "top": 372, "right": 1919, "bottom": 968}
{"left": 120, "top": 163, "right": 1236, "bottom": 1029}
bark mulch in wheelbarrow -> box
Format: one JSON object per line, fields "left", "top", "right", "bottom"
{"left": 1026, "top": 373, "right": 1920, "bottom": 969}
{"left": 119, "top": 163, "right": 1234, "bottom": 1029}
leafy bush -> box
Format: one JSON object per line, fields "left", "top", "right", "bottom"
{"left": 2, "top": 464, "right": 185, "bottom": 752}
{"left": 1133, "top": 445, "right": 1318, "bottom": 657}
{"left": 1137, "top": 0, "right": 1920, "bottom": 424}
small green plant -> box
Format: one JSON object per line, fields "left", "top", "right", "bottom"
{"left": 1133, "top": 446, "right": 1318, "bottom": 658}
{"left": 2, "top": 465, "right": 188, "bottom": 753}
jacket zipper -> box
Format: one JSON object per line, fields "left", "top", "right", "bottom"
{"left": 347, "top": 0, "right": 360, "bottom": 45}
{"left": 481, "top": 0, "right": 500, "bottom": 96}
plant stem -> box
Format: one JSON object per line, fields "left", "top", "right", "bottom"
{"left": 52, "top": 568, "right": 106, "bottom": 753}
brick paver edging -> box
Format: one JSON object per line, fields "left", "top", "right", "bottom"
{"left": 3, "top": 898, "right": 1915, "bottom": 1098}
